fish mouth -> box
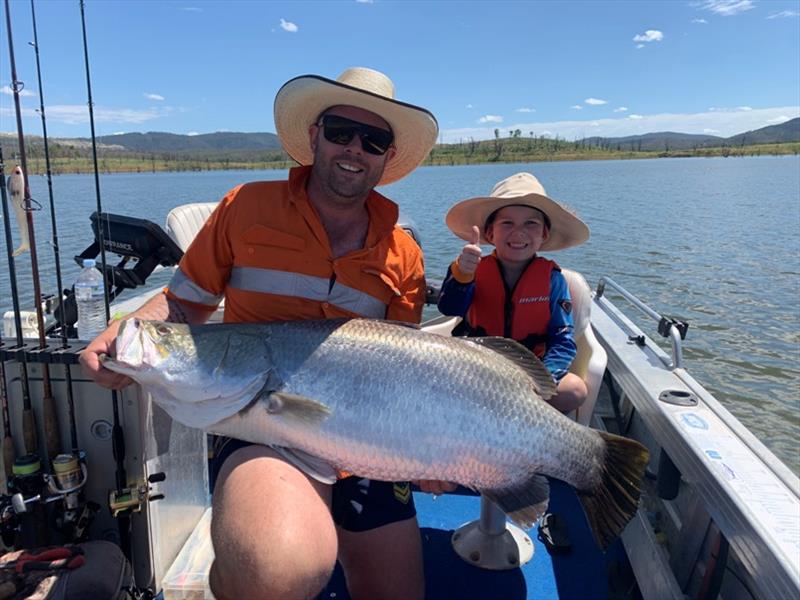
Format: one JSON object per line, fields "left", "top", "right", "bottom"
{"left": 104, "top": 318, "right": 146, "bottom": 372}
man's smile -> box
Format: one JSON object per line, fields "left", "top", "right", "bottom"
{"left": 337, "top": 160, "right": 365, "bottom": 174}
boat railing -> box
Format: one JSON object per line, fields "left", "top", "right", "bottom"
{"left": 596, "top": 276, "right": 687, "bottom": 369}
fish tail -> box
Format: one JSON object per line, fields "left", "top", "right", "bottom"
{"left": 12, "top": 243, "right": 28, "bottom": 257}
{"left": 578, "top": 431, "right": 649, "bottom": 550}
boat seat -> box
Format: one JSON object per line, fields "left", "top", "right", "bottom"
{"left": 422, "top": 268, "right": 606, "bottom": 426}
{"left": 165, "top": 202, "right": 219, "bottom": 253}
{"left": 560, "top": 268, "right": 607, "bottom": 426}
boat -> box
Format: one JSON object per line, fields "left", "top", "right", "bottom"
{"left": 0, "top": 202, "right": 797, "bottom": 599}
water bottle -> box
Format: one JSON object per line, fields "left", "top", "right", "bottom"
{"left": 74, "top": 258, "right": 106, "bottom": 340}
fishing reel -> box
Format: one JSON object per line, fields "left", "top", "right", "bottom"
{"left": 108, "top": 472, "right": 166, "bottom": 518}
{"left": 43, "top": 453, "right": 97, "bottom": 541}
{"left": 0, "top": 452, "right": 93, "bottom": 546}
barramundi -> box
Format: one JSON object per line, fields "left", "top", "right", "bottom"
{"left": 101, "top": 317, "right": 649, "bottom": 548}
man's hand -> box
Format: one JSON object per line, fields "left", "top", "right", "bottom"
{"left": 79, "top": 320, "right": 133, "bottom": 390}
{"left": 414, "top": 480, "right": 458, "bottom": 495}
{"left": 456, "top": 226, "right": 482, "bottom": 276}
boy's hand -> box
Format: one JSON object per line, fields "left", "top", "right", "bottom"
{"left": 457, "top": 226, "right": 482, "bottom": 275}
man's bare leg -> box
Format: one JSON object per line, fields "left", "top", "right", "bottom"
{"left": 337, "top": 517, "right": 425, "bottom": 600}
{"left": 209, "top": 445, "right": 337, "bottom": 600}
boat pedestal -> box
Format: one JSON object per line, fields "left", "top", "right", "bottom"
{"left": 451, "top": 495, "right": 534, "bottom": 570}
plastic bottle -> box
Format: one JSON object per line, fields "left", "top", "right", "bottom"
{"left": 74, "top": 258, "right": 106, "bottom": 340}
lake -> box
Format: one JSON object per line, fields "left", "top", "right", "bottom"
{"left": 1, "top": 156, "right": 799, "bottom": 474}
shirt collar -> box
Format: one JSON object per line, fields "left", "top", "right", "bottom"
{"left": 287, "top": 165, "right": 399, "bottom": 245}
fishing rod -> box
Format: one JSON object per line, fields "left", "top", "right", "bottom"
{"left": 30, "top": 0, "right": 78, "bottom": 457}
{"left": 0, "top": 150, "right": 36, "bottom": 463}
{"left": 0, "top": 153, "right": 21, "bottom": 490}
{"left": 4, "top": 0, "right": 52, "bottom": 463}
{"left": 79, "top": 0, "right": 131, "bottom": 559}
{"left": 0, "top": 349, "right": 13, "bottom": 493}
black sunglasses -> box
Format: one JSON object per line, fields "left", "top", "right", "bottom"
{"left": 318, "top": 114, "right": 394, "bottom": 156}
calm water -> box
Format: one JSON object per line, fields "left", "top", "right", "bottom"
{"left": 2, "top": 157, "right": 799, "bottom": 474}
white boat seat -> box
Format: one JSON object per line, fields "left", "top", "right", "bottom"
{"left": 561, "top": 268, "right": 607, "bottom": 426}
{"left": 165, "top": 202, "right": 219, "bottom": 253}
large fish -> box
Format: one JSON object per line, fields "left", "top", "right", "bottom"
{"left": 7, "top": 166, "right": 29, "bottom": 257}
{"left": 101, "top": 317, "right": 649, "bottom": 548}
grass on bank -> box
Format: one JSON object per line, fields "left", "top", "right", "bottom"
{"left": 6, "top": 137, "right": 800, "bottom": 175}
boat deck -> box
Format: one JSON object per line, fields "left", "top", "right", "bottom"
{"left": 322, "top": 480, "right": 633, "bottom": 600}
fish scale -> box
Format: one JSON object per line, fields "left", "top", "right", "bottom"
{"left": 103, "top": 317, "right": 649, "bottom": 548}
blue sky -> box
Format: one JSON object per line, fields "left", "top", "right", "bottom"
{"left": 1, "top": 0, "right": 799, "bottom": 143}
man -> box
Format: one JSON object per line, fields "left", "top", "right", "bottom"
{"left": 80, "top": 67, "right": 442, "bottom": 600}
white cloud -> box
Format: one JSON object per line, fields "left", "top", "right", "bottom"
{"left": 180, "top": 7, "right": 203, "bottom": 12}
{"left": 708, "top": 106, "right": 758, "bottom": 112}
{"left": 767, "top": 10, "right": 800, "bottom": 19}
{"left": 356, "top": 0, "right": 374, "bottom": 3}
{"left": 628, "top": 114, "right": 644, "bottom": 120}
{"left": 187, "top": 132, "right": 200, "bottom": 136}
{"left": 703, "top": 128, "right": 720, "bottom": 133}
{"left": 1, "top": 85, "right": 36, "bottom": 97}
{"left": 515, "top": 107, "right": 536, "bottom": 113}
{"left": 478, "top": 115, "right": 503, "bottom": 123}
{"left": 636, "top": 44, "right": 645, "bottom": 49}
{"left": 440, "top": 106, "right": 800, "bottom": 143}
{"left": 571, "top": 105, "right": 583, "bottom": 110}
{"left": 614, "top": 107, "right": 629, "bottom": 113}
{"left": 0, "top": 103, "right": 175, "bottom": 125}
{"left": 280, "top": 18, "right": 298, "bottom": 32}
{"left": 696, "top": 1, "right": 755, "bottom": 17}
{"left": 692, "top": 18, "right": 708, "bottom": 23}
{"left": 145, "top": 93, "right": 165, "bottom": 101}
{"left": 585, "top": 98, "right": 608, "bottom": 106}
{"left": 633, "top": 30, "right": 664, "bottom": 43}
{"left": 465, "top": 103, "right": 473, "bottom": 109}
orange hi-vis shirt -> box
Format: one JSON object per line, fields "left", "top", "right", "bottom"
{"left": 165, "top": 166, "right": 426, "bottom": 324}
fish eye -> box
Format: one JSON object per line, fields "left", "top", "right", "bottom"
{"left": 156, "top": 325, "right": 170, "bottom": 336}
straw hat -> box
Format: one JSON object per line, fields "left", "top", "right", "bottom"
{"left": 273, "top": 67, "right": 439, "bottom": 185}
{"left": 445, "top": 172, "right": 590, "bottom": 251}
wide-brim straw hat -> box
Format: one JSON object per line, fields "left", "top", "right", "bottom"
{"left": 446, "top": 172, "right": 590, "bottom": 251}
{"left": 274, "top": 67, "right": 439, "bottom": 186}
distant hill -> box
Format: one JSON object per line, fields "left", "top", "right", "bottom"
{"left": 1, "top": 118, "right": 797, "bottom": 173}
{"left": 95, "top": 131, "right": 282, "bottom": 152}
{"left": 581, "top": 117, "right": 800, "bottom": 151}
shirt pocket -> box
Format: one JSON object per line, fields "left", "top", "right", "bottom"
{"left": 240, "top": 225, "right": 306, "bottom": 251}
{"left": 234, "top": 225, "right": 307, "bottom": 269}
{"left": 362, "top": 267, "right": 402, "bottom": 299}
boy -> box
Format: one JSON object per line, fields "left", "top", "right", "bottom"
{"left": 438, "top": 172, "right": 590, "bottom": 413}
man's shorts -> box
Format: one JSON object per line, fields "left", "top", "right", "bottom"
{"left": 209, "top": 436, "right": 417, "bottom": 533}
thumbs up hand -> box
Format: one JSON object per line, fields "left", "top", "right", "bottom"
{"left": 456, "top": 226, "right": 482, "bottom": 276}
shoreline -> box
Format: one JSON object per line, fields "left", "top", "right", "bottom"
{"left": 6, "top": 142, "right": 799, "bottom": 176}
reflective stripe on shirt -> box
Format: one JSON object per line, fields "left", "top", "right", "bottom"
{"left": 169, "top": 268, "right": 224, "bottom": 307}
{"left": 229, "top": 266, "right": 387, "bottom": 318}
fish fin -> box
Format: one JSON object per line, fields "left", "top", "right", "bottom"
{"left": 12, "top": 243, "right": 28, "bottom": 257}
{"left": 468, "top": 337, "right": 557, "bottom": 400}
{"left": 577, "top": 431, "right": 650, "bottom": 550}
{"left": 265, "top": 391, "right": 332, "bottom": 426}
{"left": 482, "top": 473, "right": 550, "bottom": 529}
{"left": 270, "top": 446, "right": 338, "bottom": 485}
